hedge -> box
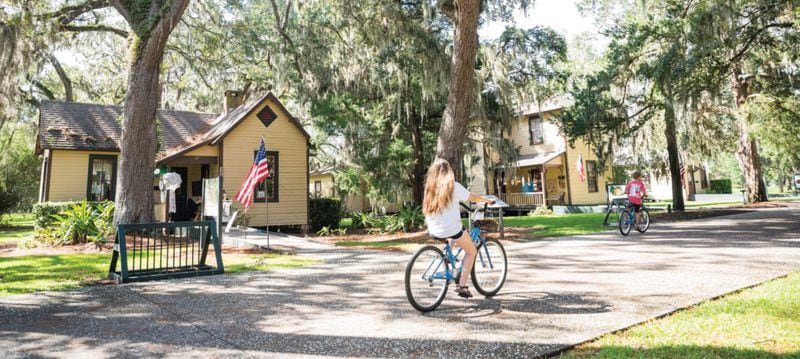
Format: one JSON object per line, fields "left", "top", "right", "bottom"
{"left": 32, "top": 201, "right": 113, "bottom": 229}
{"left": 309, "top": 197, "right": 342, "bottom": 232}
{"left": 708, "top": 179, "right": 732, "bottom": 194}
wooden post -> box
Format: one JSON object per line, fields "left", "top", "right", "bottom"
{"left": 540, "top": 166, "right": 547, "bottom": 207}
{"left": 499, "top": 208, "right": 504, "bottom": 240}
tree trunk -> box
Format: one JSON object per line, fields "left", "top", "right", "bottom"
{"left": 731, "top": 67, "right": 768, "bottom": 203}
{"left": 664, "top": 99, "right": 685, "bottom": 211}
{"left": 409, "top": 113, "right": 425, "bottom": 206}
{"left": 435, "top": 0, "right": 480, "bottom": 177}
{"left": 112, "top": 0, "right": 189, "bottom": 225}
{"left": 687, "top": 164, "right": 696, "bottom": 200}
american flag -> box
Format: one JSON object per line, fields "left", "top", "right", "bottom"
{"left": 235, "top": 139, "right": 270, "bottom": 209}
{"left": 679, "top": 163, "right": 686, "bottom": 188}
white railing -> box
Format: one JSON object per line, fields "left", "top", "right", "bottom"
{"left": 499, "top": 192, "right": 545, "bottom": 207}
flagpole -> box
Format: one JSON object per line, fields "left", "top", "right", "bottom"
{"left": 263, "top": 136, "right": 270, "bottom": 250}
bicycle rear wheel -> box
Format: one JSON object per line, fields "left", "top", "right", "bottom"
{"left": 405, "top": 245, "right": 449, "bottom": 312}
{"left": 471, "top": 238, "right": 507, "bottom": 297}
{"left": 637, "top": 208, "right": 651, "bottom": 233}
{"left": 619, "top": 210, "right": 632, "bottom": 236}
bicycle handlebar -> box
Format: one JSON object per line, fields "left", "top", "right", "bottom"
{"left": 460, "top": 202, "right": 489, "bottom": 212}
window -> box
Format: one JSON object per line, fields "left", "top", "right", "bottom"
{"left": 254, "top": 151, "right": 279, "bottom": 202}
{"left": 314, "top": 181, "right": 322, "bottom": 197}
{"left": 586, "top": 160, "right": 598, "bottom": 193}
{"left": 528, "top": 115, "right": 544, "bottom": 145}
{"left": 87, "top": 154, "right": 117, "bottom": 201}
{"left": 257, "top": 105, "right": 278, "bottom": 128}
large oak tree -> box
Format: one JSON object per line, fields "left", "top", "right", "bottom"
{"left": 111, "top": 0, "right": 189, "bottom": 224}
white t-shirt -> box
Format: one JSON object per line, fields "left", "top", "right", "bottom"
{"left": 425, "top": 182, "right": 471, "bottom": 238}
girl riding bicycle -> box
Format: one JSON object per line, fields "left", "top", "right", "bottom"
{"left": 422, "top": 158, "right": 494, "bottom": 298}
{"left": 625, "top": 171, "right": 647, "bottom": 231}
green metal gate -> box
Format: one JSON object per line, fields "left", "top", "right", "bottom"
{"left": 109, "top": 220, "right": 224, "bottom": 283}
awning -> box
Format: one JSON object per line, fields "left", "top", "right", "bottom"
{"left": 493, "top": 150, "right": 564, "bottom": 169}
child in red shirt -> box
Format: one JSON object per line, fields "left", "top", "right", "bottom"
{"left": 624, "top": 171, "right": 647, "bottom": 230}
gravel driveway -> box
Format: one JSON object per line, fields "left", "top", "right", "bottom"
{"left": 1, "top": 203, "right": 799, "bottom": 358}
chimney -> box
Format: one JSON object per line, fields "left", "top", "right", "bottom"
{"left": 223, "top": 90, "right": 243, "bottom": 113}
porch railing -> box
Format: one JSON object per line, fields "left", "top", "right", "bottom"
{"left": 499, "top": 192, "right": 545, "bottom": 207}
{"left": 108, "top": 220, "right": 224, "bottom": 283}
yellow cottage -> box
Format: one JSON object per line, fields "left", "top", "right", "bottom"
{"left": 36, "top": 91, "right": 310, "bottom": 227}
{"left": 470, "top": 101, "right": 614, "bottom": 209}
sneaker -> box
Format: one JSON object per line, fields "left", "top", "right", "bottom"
{"left": 455, "top": 285, "right": 473, "bottom": 298}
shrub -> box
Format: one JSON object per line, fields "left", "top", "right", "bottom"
{"left": 528, "top": 206, "right": 553, "bottom": 216}
{"left": 708, "top": 179, "right": 732, "bottom": 194}
{"left": 33, "top": 201, "right": 80, "bottom": 229}
{"left": 350, "top": 211, "right": 372, "bottom": 230}
{"left": 316, "top": 226, "right": 347, "bottom": 236}
{"left": 35, "top": 200, "right": 115, "bottom": 247}
{"left": 397, "top": 206, "right": 424, "bottom": 232}
{"left": 52, "top": 200, "right": 99, "bottom": 245}
{"left": 380, "top": 215, "right": 403, "bottom": 234}
{"left": 309, "top": 197, "right": 342, "bottom": 232}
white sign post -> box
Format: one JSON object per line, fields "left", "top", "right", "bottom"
{"left": 793, "top": 174, "right": 800, "bottom": 194}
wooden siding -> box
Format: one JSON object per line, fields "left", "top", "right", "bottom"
{"left": 47, "top": 149, "right": 119, "bottom": 202}
{"left": 310, "top": 174, "right": 335, "bottom": 198}
{"left": 564, "top": 139, "right": 611, "bottom": 205}
{"left": 507, "top": 111, "right": 563, "bottom": 156}
{"left": 222, "top": 98, "right": 308, "bottom": 226}
{"left": 183, "top": 145, "right": 218, "bottom": 157}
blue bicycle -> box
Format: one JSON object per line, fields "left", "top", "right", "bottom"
{"left": 619, "top": 199, "right": 651, "bottom": 236}
{"left": 404, "top": 203, "right": 508, "bottom": 312}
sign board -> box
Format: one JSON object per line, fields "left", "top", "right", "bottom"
{"left": 202, "top": 177, "right": 219, "bottom": 217}
{"left": 794, "top": 174, "right": 800, "bottom": 191}
{"left": 482, "top": 195, "right": 510, "bottom": 208}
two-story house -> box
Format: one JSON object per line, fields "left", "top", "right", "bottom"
{"left": 470, "top": 102, "right": 613, "bottom": 209}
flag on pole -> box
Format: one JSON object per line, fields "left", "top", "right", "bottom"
{"left": 235, "top": 138, "right": 270, "bottom": 209}
{"left": 576, "top": 153, "right": 586, "bottom": 182}
{"left": 679, "top": 163, "right": 686, "bottom": 188}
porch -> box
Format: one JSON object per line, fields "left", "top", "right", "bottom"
{"left": 492, "top": 151, "right": 568, "bottom": 209}
{"left": 154, "top": 155, "right": 220, "bottom": 223}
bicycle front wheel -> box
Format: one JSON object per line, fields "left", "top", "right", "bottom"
{"left": 405, "top": 245, "right": 449, "bottom": 312}
{"left": 471, "top": 238, "right": 507, "bottom": 297}
{"left": 619, "top": 210, "right": 632, "bottom": 236}
{"left": 637, "top": 208, "right": 651, "bottom": 233}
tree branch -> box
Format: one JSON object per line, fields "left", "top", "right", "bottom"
{"left": 729, "top": 21, "right": 794, "bottom": 63}
{"left": 61, "top": 24, "right": 128, "bottom": 37}
{"left": 32, "top": 81, "right": 56, "bottom": 100}
{"left": 268, "top": 0, "right": 305, "bottom": 79}
{"left": 48, "top": 55, "right": 74, "bottom": 102}
{"left": 42, "top": 0, "right": 113, "bottom": 24}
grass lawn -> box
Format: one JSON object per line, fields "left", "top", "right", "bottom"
{"left": 481, "top": 213, "right": 612, "bottom": 238}
{"left": 0, "top": 213, "right": 35, "bottom": 245}
{"left": 1, "top": 213, "right": 35, "bottom": 227}
{"left": 562, "top": 272, "right": 800, "bottom": 358}
{"left": 0, "top": 252, "right": 317, "bottom": 297}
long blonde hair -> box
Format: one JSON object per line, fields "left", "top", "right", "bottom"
{"left": 423, "top": 158, "right": 455, "bottom": 216}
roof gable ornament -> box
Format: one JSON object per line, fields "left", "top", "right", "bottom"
{"left": 257, "top": 105, "right": 278, "bottom": 128}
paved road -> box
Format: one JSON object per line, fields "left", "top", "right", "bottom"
{"left": 2, "top": 204, "right": 799, "bottom": 358}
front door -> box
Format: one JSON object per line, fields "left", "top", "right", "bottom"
{"left": 170, "top": 167, "right": 188, "bottom": 198}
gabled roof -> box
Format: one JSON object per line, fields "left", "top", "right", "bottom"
{"left": 37, "top": 93, "right": 310, "bottom": 163}
{"left": 37, "top": 100, "right": 217, "bottom": 155}
{"left": 310, "top": 164, "right": 336, "bottom": 176}
{"left": 517, "top": 97, "right": 573, "bottom": 116}
{"left": 157, "top": 92, "right": 310, "bottom": 163}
